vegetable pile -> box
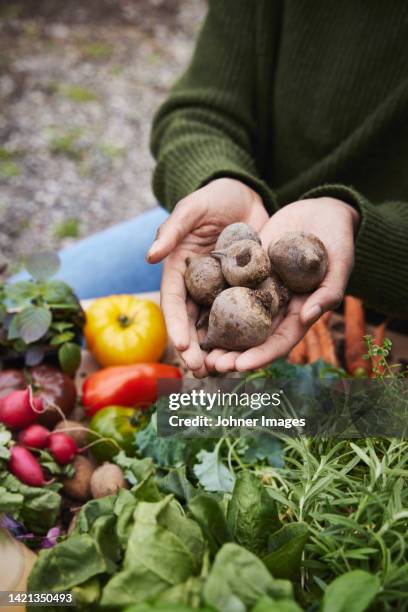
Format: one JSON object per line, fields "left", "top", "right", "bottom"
{"left": 184, "top": 224, "right": 328, "bottom": 351}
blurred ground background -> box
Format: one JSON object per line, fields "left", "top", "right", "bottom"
{"left": 0, "top": 0, "right": 206, "bottom": 277}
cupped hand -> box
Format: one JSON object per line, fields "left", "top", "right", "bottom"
{"left": 205, "top": 197, "right": 359, "bottom": 373}
{"left": 146, "top": 178, "right": 269, "bottom": 376}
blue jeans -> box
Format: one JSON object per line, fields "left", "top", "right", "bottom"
{"left": 13, "top": 207, "right": 169, "bottom": 299}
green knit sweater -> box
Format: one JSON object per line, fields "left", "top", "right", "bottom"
{"left": 151, "top": 0, "right": 408, "bottom": 318}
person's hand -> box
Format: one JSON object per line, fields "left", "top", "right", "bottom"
{"left": 205, "top": 197, "right": 360, "bottom": 373}
{"left": 146, "top": 178, "right": 269, "bottom": 376}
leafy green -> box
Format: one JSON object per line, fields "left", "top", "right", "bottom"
{"left": 14, "top": 305, "right": 52, "bottom": 343}
{"left": 241, "top": 434, "right": 284, "bottom": 468}
{"left": 4, "top": 281, "right": 40, "bottom": 306}
{"left": 25, "top": 251, "right": 61, "bottom": 281}
{"left": 262, "top": 523, "right": 309, "bottom": 579}
{"left": 58, "top": 341, "right": 81, "bottom": 375}
{"left": 321, "top": 570, "right": 381, "bottom": 612}
{"left": 252, "top": 597, "right": 302, "bottom": 612}
{"left": 188, "top": 494, "right": 231, "bottom": 556}
{"left": 101, "top": 504, "right": 200, "bottom": 608}
{"left": 227, "top": 471, "right": 280, "bottom": 556}
{"left": 28, "top": 534, "right": 106, "bottom": 591}
{"left": 136, "top": 417, "right": 188, "bottom": 467}
{"left": 0, "top": 251, "right": 83, "bottom": 373}
{"left": 203, "top": 543, "right": 293, "bottom": 612}
{"left": 0, "top": 471, "right": 61, "bottom": 533}
{"left": 193, "top": 443, "right": 235, "bottom": 493}
{"left": 157, "top": 466, "right": 197, "bottom": 502}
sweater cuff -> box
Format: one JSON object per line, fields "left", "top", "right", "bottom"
{"left": 152, "top": 138, "right": 277, "bottom": 214}
{"left": 300, "top": 184, "right": 404, "bottom": 315}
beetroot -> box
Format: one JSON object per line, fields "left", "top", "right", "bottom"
{"left": 47, "top": 432, "right": 77, "bottom": 465}
{"left": 18, "top": 424, "right": 50, "bottom": 449}
{"left": 9, "top": 446, "right": 46, "bottom": 486}
{"left": 0, "top": 389, "right": 42, "bottom": 430}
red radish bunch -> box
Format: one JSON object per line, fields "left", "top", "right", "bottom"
{"left": 9, "top": 446, "right": 47, "bottom": 487}
{"left": 18, "top": 424, "right": 49, "bottom": 449}
{"left": 0, "top": 389, "right": 42, "bottom": 430}
{"left": 47, "top": 432, "right": 77, "bottom": 465}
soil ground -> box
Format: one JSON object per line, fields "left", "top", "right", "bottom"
{"left": 0, "top": 0, "right": 205, "bottom": 277}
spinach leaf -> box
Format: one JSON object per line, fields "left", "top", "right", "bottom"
{"left": 101, "top": 522, "right": 198, "bottom": 608}
{"left": 71, "top": 577, "right": 101, "bottom": 609}
{"left": 73, "top": 495, "right": 116, "bottom": 534}
{"left": 193, "top": 445, "right": 235, "bottom": 494}
{"left": 1, "top": 472, "right": 61, "bottom": 534}
{"left": 0, "top": 487, "right": 23, "bottom": 514}
{"left": 89, "top": 514, "right": 122, "bottom": 574}
{"left": 322, "top": 570, "right": 380, "bottom": 612}
{"left": 227, "top": 471, "right": 280, "bottom": 556}
{"left": 262, "top": 523, "right": 309, "bottom": 579}
{"left": 203, "top": 543, "right": 293, "bottom": 612}
{"left": 188, "top": 494, "right": 231, "bottom": 556}
{"left": 28, "top": 534, "right": 107, "bottom": 592}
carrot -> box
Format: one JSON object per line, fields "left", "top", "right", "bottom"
{"left": 304, "top": 326, "right": 322, "bottom": 363}
{"left": 288, "top": 338, "right": 307, "bottom": 364}
{"left": 371, "top": 320, "right": 387, "bottom": 377}
{"left": 344, "top": 296, "right": 370, "bottom": 375}
{"left": 314, "top": 317, "right": 339, "bottom": 367}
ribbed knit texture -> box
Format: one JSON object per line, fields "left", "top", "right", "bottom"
{"left": 151, "top": 0, "right": 408, "bottom": 318}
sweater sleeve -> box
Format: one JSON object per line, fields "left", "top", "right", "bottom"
{"left": 302, "top": 184, "right": 408, "bottom": 318}
{"left": 150, "top": 0, "right": 275, "bottom": 213}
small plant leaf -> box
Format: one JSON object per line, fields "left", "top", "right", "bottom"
{"left": 322, "top": 570, "right": 380, "bottom": 612}
{"left": 5, "top": 281, "right": 40, "bottom": 306}
{"left": 40, "top": 280, "right": 76, "bottom": 304}
{"left": 25, "top": 251, "right": 60, "bottom": 281}
{"left": 25, "top": 345, "right": 45, "bottom": 366}
{"left": 50, "top": 331, "right": 75, "bottom": 346}
{"left": 262, "top": 522, "right": 309, "bottom": 579}
{"left": 58, "top": 342, "right": 81, "bottom": 375}
{"left": 15, "top": 306, "right": 52, "bottom": 343}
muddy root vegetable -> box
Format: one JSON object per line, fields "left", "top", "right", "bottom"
{"left": 200, "top": 287, "right": 273, "bottom": 351}
{"left": 212, "top": 240, "right": 271, "bottom": 288}
{"left": 90, "top": 462, "right": 126, "bottom": 498}
{"left": 257, "top": 275, "right": 285, "bottom": 315}
{"left": 54, "top": 420, "right": 88, "bottom": 448}
{"left": 18, "top": 424, "right": 49, "bottom": 449}
{"left": 9, "top": 446, "right": 46, "bottom": 486}
{"left": 47, "top": 432, "right": 77, "bottom": 465}
{"left": 215, "top": 223, "right": 261, "bottom": 250}
{"left": 62, "top": 455, "right": 93, "bottom": 501}
{"left": 268, "top": 232, "right": 328, "bottom": 293}
{"left": 184, "top": 256, "right": 226, "bottom": 305}
{"left": 0, "top": 389, "right": 41, "bottom": 430}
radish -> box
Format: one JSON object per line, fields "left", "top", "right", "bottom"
{"left": 47, "top": 432, "right": 77, "bottom": 465}
{"left": 0, "top": 389, "right": 42, "bottom": 430}
{"left": 9, "top": 446, "right": 46, "bottom": 486}
{"left": 18, "top": 424, "right": 50, "bottom": 449}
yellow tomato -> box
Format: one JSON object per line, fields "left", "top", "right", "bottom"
{"left": 84, "top": 295, "right": 167, "bottom": 367}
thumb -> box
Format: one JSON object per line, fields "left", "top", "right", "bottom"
{"left": 300, "top": 256, "right": 352, "bottom": 326}
{"left": 146, "top": 196, "right": 205, "bottom": 263}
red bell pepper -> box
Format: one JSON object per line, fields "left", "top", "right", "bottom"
{"left": 82, "top": 363, "right": 182, "bottom": 416}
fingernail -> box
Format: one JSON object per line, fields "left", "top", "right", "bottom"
{"left": 304, "top": 304, "right": 322, "bottom": 324}
{"left": 145, "top": 244, "right": 157, "bottom": 262}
